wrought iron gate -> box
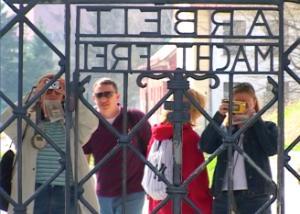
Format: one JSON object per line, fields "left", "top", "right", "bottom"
{"left": 1, "top": 0, "right": 300, "bottom": 213}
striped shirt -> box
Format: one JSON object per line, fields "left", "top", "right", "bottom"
{"left": 36, "top": 121, "right": 68, "bottom": 186}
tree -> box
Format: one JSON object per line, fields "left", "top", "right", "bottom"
{"left": 0, "top": 10, "right": 56, "bottom": 112}
{"left": 23, "top": 23, "right": 56, "bottom": 94}
{"left": 0, "top": 5, "right": 19, "bottom": 112}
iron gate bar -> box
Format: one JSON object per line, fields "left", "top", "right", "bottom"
{"left": 0, "top": 0, "right": 37, "bottom": 38}
{"left": 16, "top": 3, "right": 25, "bottom": 212}
{"left": 1, "top": 0, "right": 299, "bottom": 213}
{"left": 76, "top": 41, "right": 280, "bottom": 73}
{"left": 227, "top": 69, "right": 235, "bottom": 213}
{"left": 284, "top": 140, "right": 300, "bottom": 180}
{"left": 75, "top": 4, "right": 281, "bottom": 74}
{"left": 9, "top": 0, "right": 283, "bottom": 5}
{"left": 0, "top": 0, "right": 79, "bottom": 212}
{"left": 73, "top": 3, "right": 284, "bottom": 212}
{"left": 76, "top": 5, "right": 279, "bottom": 39}
{"left": 277, "top": 0, "right": 285, "bottom": 213}
{"left": 63, "top": 1, "right": 73, "bottom": 213}
{"left": 1, "top": 0, "right": 65, "bottom": 58}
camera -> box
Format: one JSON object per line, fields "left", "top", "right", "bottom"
{"left": 222, "top": 99, "right": 247, "bottom": 114}
{"left": 45, "top": 79, "right": 61, "bottom": 90}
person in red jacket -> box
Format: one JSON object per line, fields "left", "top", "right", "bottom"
{"left": 146, "top": 89, "right": 212, "bottom": 214}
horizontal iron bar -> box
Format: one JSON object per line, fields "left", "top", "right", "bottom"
{"left": 9, "top": 0, "right": 282, "bottom": 5}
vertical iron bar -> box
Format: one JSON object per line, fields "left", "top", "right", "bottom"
{"left": 16, "top": 3, "right": 24, "bottom": 213}
{"left": 277, "top": 1, "right": 285, "bottom": 214}
{"left": 122, "top": 72, "right": 129, "bottom": 214}
{"left": 227, "top": 74, "right": 235, "bottom": 214}
{"left": 1, "top": 2, "right": 293, "bottom": 213}
{"left": 0, "top": 0, "right": 2, "bottom": 127}
{"left": 73, "top": 6, "right": 81, "bottom": 214}
{"left": 172, "top": 94, "right": 183, "bottom": 214}
{"left": 171, "top": 73, "right": 186, "bottom": 214}
{"left": 64, "top": 1, "right": 72, "bottom": 213}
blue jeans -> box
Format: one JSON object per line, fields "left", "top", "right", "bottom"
{"left": 213, "top": 191, "right": 271, "bottom": 214}
{"left": 98, "top": 192, "right": 145, "bottom": 214}
{"left": 34, "top": 183, "right": 76, "bottom": 214}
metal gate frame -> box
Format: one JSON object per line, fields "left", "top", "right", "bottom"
{"left": 1, "top": 0, "right": 300, "bottom": 213}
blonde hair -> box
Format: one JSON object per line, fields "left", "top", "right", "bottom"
{"left": 93, "top": 77, "right": 118, "bottom": 92}
{"left": 160, "top": 89, "right": 206, "bottom": 126}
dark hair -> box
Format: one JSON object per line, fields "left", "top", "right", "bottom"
{"left": 233, "top": 82, "right": 255, "bottom": 94}
{"left": 233, "top": 82, "right": 259, "bottom": 112}
{"left": 93, "top": 77, "right": 118, "bottom": 92}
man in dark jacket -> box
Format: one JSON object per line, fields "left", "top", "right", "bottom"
{"left": 200, "top": 82, "right": 278, "bottom": 214}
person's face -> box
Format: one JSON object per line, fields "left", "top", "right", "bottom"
{"left": 93, "top": 83, "right": 120, "bottom": 117}
{"left": 233, "top": 92, "right": 256, "bottom": 114}
{"left": 35, "top": 76, "right": 65, "bottom": 121}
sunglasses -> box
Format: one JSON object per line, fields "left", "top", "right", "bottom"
{"left": 94, "top": 91, "right": 115, "bottom": 99}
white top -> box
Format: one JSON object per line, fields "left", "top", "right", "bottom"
{"left": 106, "top": 116, "right": 117, "bottom": 124}
{"left": 222, "top": 134, "right": 248, "bottom": 191}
